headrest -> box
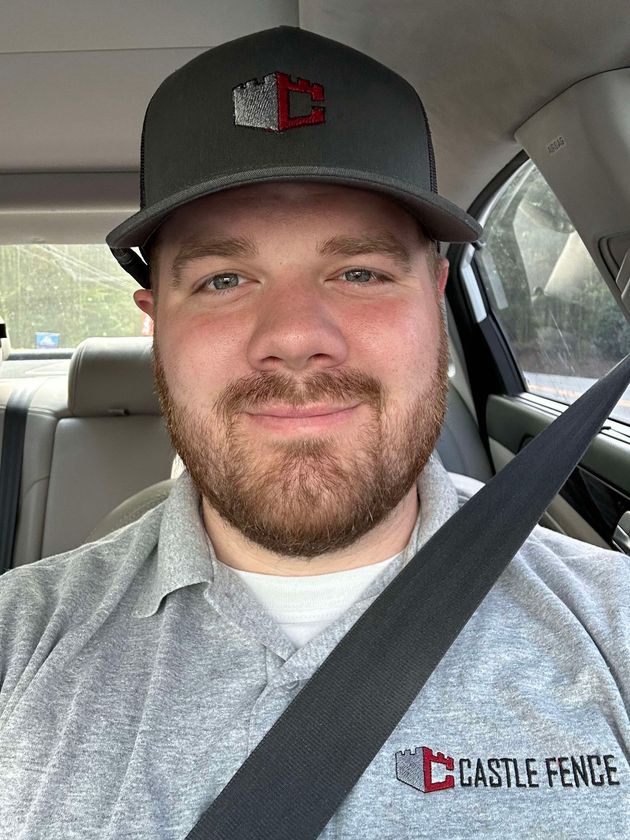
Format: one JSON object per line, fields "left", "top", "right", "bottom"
{"left": 69, "top": 337, "right": 160, "bottom": 417}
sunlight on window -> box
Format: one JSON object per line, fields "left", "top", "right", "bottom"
{"left": 0, "top": 244, "right": 152, "bottom": 351}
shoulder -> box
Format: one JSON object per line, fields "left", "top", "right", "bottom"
{"left": 519, "top": 525, "right": 629, "bottom": 597}
{"left": 1, "top": 502, "right": 163, "bottom": 608}
{"left": 449, "top": 470, "right": 629, "bottom": 608}
{"left": 500, "top": 526, "right": 630, "bottom": 658}
{"left": 0, "top": 504, "right": 164, "bottom": 698}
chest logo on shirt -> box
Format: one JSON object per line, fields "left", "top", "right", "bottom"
{"left": 395, "top": 746, "right": 621, "bottom": 793}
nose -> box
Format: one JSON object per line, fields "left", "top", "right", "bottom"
{"left": 246, "top": 280, "right": 349, "bottom": 372}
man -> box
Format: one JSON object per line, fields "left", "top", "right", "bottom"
{"left": 0, "top": 26, "right": 628, "bottom": 839}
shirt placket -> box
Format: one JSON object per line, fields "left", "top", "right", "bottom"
{"left": 246, "top": 647, "right": 306, "bottom": 752}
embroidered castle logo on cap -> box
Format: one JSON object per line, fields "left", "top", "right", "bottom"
{"left": 233, "top": 72, "right": 325, "bottom": 131}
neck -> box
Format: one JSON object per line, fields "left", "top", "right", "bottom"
{"left": 201, "top": 485, "right": 420, "bottom": 576}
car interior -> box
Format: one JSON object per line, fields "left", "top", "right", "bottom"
{"left": 1, "top": 0, "right": 629, "bottom": 574}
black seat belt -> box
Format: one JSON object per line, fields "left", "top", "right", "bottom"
{"left": 185, "top": 353, "right": 630, "bottom": 840}
{"left": 0, "top": 383, "right": 39, "bottom": 574}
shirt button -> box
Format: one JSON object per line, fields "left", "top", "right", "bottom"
{"left": 285, "top": 680, "right": 300, "bottom": 691}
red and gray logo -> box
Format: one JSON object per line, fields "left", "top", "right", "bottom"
{"left": 395, "top": 745, "right": 621, "bottom": 794}
{"left": 232, "top": 72, "right": 325, "bottom": 132}
{"left": 396, "top": 747, "right": 455, "bottom": 794}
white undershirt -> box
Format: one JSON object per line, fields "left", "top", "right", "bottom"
{"left": 231, "top": 554, "right": 400, "bottom": 647}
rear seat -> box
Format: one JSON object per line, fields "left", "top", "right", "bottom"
{"left": 10, "top": 337, "right": 173, "bottom": 568}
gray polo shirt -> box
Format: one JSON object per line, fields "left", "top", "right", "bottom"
{"left": 0, "top": 457, "right": 628, "bottom": 839}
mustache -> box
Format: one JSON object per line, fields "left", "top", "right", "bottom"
{"left": 214, "top": 369, "right": 383, "bottom": 418}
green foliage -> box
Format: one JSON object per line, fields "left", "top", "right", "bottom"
{"left": 584, "top": 282, "right": 630, "bottom": 361}
{"left": 0, "top": 244, "right": 144, "bottom": 349}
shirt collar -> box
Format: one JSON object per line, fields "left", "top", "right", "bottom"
{"left": 133, "top": 472, "right": 214, "bottom": 618}
{"left": 133, "top": 454, "right": 459, "bottom": 619}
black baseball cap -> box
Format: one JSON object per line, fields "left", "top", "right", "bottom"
{"left": 107, "top": 26, "right": 482, "bottom": 287}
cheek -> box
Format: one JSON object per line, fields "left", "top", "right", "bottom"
{"left": 350, "top": 296, "right": 443, "bottom": 391}
{"left": 157, "top": 310, "right": 250, "bottom": 403}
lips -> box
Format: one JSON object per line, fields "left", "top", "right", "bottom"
{"left": 247, "top": 403, "right": 359, "bottom": 418}
{"left": 243, "top": 402, "right": 361, "bottom": 432}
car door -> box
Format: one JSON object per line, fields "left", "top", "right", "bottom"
{"left": 447, "top": 152, "right": 630, "bottom": 553}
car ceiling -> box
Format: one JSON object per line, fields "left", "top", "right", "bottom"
{"left": 2, "top": 0, "right": 630, "bottom": 218}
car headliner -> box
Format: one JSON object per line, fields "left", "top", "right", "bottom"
{"left": 2, "top": 0, "right": 629, "bottom": 235}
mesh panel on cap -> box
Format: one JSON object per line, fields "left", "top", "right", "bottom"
{"left": 418, "top": 99, "right": 438, "bottom": 193}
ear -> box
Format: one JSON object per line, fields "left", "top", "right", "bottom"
{"left": 133, "top": 288, "right": 155, "bottom": 319}
{"left": 436, "top": 257, "right": 449, "bottom": 297}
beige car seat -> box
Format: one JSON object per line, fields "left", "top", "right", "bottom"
{"left": 11, "top": 337, "right": 173, "bottom": 567}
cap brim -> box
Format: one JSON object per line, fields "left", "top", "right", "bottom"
{"left": 106, "top": 166, "right": 482, "bottom": 249}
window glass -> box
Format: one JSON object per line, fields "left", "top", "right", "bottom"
{"left": 0, "top": 244, "right": 152, "bottom": 352}
{"left": 474, "top": 161, "right": 630, "bottom": 424}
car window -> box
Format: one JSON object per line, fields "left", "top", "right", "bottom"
{"left": 0, "top": 244, "right": 152, "bottom": 352}
{"left": 474, "top": 160, "right": 630, "bottom": 424}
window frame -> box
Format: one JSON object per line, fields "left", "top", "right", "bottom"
{"left": 449, "top": 150, "right": 630, "bottom": 430}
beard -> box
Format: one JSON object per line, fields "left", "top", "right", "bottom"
{"left": 153, "top": 323, "right": 449, "bottom": 559}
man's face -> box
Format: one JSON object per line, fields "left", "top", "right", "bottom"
{"left": 135, "top": 183, "right": 450, "bottom": 558}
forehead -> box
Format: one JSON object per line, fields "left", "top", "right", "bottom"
{"left": 154, "top": 182, "right": 421, "bottom": 249}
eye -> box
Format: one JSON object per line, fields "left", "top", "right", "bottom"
{"left": 339, "top": 268, "right": 391, "bottom": 284}
{"left": 202, "top": 272, "right": 245, "bottom": 292}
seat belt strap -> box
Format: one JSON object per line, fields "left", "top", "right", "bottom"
{"left": 0, "top": 384, "right": 39, "bottom": 574}
{"left": 185, "top": 353, "right": 630, "bottom": 840}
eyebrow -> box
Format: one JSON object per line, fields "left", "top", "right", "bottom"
{"left": 318, "top": 233, "right": 413, "bottom": 272}
{"left": 169, "top": 236, "right": 258, "bottom": 286}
